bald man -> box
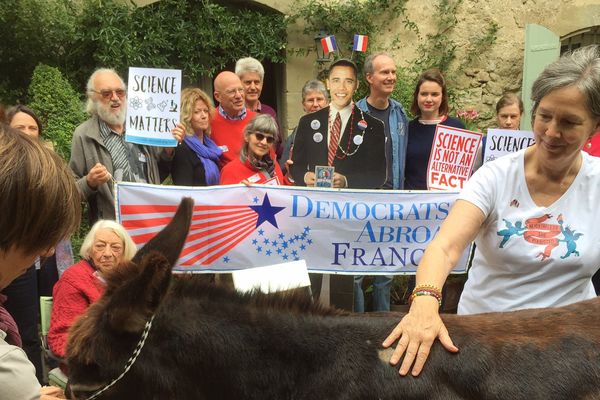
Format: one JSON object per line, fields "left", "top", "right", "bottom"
{"left": 211, "top": 71, "right": 257, "bottom": 165}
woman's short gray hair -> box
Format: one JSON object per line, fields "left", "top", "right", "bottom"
{"left": 79, "top": 219, "right": 137, "bottom": 262}
{"left": 301, "top": 80, "right": 329, "bottom": 102}
{"left": 244, "top": 114, "right": 278, "bottom": 138}
{"left": 531, "top": 45, "right": 600, "bottom": 120}
{"left": 235, "top": 57, "right": 264, "bottom": 81}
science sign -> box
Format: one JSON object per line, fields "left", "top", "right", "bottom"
{"left": 427, "top": 125, "right": 482, "bottom": 190}
{"left": 116, "top": 183, "right": 471, "bottom": 275}
{"left": 483, "top": 129, "right": 535, "bottom": 163}
{"left": 126, "top": 67, "right": 181, "bottom": 147}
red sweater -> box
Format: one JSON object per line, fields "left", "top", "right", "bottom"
{"left": 220, "top": 156, "right": 287, "bottom": 185}
{"left": 48, "top": 260, "right": 104, "bottom": 358}
{"left": 211, "top": 111, "right": 257, "bottom": 165}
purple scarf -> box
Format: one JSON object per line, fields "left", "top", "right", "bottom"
{"left": 184, "top": 134, "right": 223, "bottom": 185}
{"left": 0, "top": 294, "right": 21, "bottom": 347}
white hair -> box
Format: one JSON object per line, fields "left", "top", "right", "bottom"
{"left": 79, "top": 219, "right": 137, "bottom": 261}
{"left": 85, "top": 68, "right": 127, "bottom": 115}
{"left": 235, "top": 57, "right": 264, "bottom": 81}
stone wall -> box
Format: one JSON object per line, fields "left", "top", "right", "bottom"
{"left": 135, "top": 0, "right": 600, "bottom": 134}
{"left": 257, "top": 0, "right": 600, "bottom": 133}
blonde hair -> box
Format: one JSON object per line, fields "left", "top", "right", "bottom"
{"left": 180, "top": 87, "right": 215, "bottom": 136}
{"left": 0, "top": 124, "right": 80, "bottom": 254}
{"left": 79, "top": 220, "right": 137, "bottom": 261}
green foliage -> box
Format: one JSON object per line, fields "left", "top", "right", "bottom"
{"left": 0, "top": 0, "right": 288, "bottom": 104}
{"left": 71, "top": 0, "right": 287, "bottom": 84}
{"left": 293, "top": 0, "right": 498, "bottom": 117}
{"left": 28, "top": 64, "right": 86, "bottom": 160}
{"left": 0, "top": 0, "right": 81, "bottom": 102}
{"left": 290, "top": 0, "right": 409, "bottom": 56}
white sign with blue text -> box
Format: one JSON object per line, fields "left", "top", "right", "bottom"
{"left": 125, "top": 67, "right": 181, "bottom": 147}
{"left": 116, "top": 183, "right": 471, "bottom": 275}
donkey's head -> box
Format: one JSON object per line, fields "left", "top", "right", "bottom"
{"left": 66, "top": 198, "right": 193, "bottom": 399}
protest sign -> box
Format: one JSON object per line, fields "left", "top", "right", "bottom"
{"left": 427, "top": 125, "right": 482, "bottom": 190}
{"left": 116, "top": 182, "right": 471, "bottom": 275}
{"left": 126, "top": 67, "right": 181, "bottom": 147}
{"left": 484, "top": 129, "right": 535, "bottom": 163}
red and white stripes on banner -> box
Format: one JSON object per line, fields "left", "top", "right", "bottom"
{"left": 120, "top": 204, "right": 258, "bottom": 266}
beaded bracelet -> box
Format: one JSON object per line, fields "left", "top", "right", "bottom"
{"left": 408, "top": 284, "right": 443, "bottom": 307}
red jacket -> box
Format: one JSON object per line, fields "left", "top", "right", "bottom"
{"left": 48, "top": 260, "right": 104, "bottom": 359}
{"left": 220, "top": 155, "right": 288, "bottom": 185}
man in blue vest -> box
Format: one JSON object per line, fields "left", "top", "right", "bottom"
{"left": 355, "top": 52, "right": 409, "bottom": 312}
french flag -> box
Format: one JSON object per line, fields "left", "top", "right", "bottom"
{"left": 353, "top": 34, "right": 368, "bottom": 52}
{"left": 321, "top": 35, "right": 337, "bottom": 55}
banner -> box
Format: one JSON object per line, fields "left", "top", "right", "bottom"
{"left": 116, "top": 183, "right": 471, "bottom": 275}
{"left": 427, "top": 125, "right": 482, "bottom": 190}
{"left": 484, "top": 129, "right": 535, "bottom": 163}
{"left": 126, "top": 67, "right": 181, "bottom": 147}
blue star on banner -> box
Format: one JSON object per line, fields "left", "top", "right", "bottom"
{"left": 249, "top": 194, "right": 285, "bottom": 229}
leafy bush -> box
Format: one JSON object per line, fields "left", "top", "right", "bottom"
{"left": 0, "top": 0, "right": 80, "bottom": 102}
{"left": 0, "top": 0, "right": 288, "bottom": 104}
{"left": 28, "top": 64, "right": 86, "bottom": 160}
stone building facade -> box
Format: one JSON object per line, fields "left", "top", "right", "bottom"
{"left": 136, "top": 0, "right": 600, "bottom": 134}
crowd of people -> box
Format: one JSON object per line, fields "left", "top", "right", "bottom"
{"left": 1, "top": 46, "right": 599, "bottom": 398}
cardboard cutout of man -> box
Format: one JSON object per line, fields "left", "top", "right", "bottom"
{"left": 290, "top": 59, "right": 387, "bottom": 189}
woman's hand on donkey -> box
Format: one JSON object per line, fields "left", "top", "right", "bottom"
{"left": 382, "top": 296, "right": 459, "bottom": 376}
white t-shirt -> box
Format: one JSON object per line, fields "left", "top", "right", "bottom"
{"left": 0, "top": 333, "right": 41, "bottom": 400}
{"left": 458, "top": 149, "right": 600, "bottom": 315}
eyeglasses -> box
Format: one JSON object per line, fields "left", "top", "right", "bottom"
{"left": 253, "top": 132, "right": 275, "bottom": 144}
{"left": 223, "top": 88, "right": 245, "bottom": 97}
{"left": 91, "top": 89, "right": 126, "bottom": 100}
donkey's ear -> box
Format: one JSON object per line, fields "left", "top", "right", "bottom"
{"left": 132, "top": 197, "right": 194, "bottom": 268}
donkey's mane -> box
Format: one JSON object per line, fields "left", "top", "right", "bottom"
{"left": 170, "top": 274, "right": 347, "bottom": 317}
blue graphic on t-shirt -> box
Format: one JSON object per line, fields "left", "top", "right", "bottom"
{"left": 497, "top": 219, "right": 525, "bottom": 248}
{"left": 558, "top": 219, "right": 583, "bottom": 259}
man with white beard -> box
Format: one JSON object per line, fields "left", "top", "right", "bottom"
{"left": 70, "top": 68, "right": 182, "bottom": 223}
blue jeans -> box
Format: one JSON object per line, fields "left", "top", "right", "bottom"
{"left": 353, "top": 275, "right": 392, "bottom": 312}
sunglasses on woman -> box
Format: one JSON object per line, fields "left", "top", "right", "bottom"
{"left": 253, "top": 132, "right": 275, "bottom": 144}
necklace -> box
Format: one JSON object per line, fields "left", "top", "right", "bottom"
{"left": 328, "top": 105, "right": 367, "bottom": 160}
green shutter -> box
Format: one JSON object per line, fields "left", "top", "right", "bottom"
{"left": 521, "top": 24, "right": 560, "bottom": 130}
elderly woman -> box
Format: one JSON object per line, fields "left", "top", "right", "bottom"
{"left": 220, "top": 114, "right": 286, "bottom": 185}
{"left": 170, "top": 88, "right": 222, "bottom": 186}
{"left": 48, "top": 220, "right": 136, "bottom": 360}
{"left": 280, "top": 79, "right": 329, "bottom": 171}
{"left": 384, "top": 45, "right": 600, "bottom": 376}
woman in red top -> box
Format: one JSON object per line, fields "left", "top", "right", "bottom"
{"left": 48, "top": 220, "right": 136, "bottom": 362}
{"left": 220, "top": 114, "right": 288, "bottom": 185}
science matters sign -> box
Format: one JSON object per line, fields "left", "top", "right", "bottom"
{"left": 116, "top": 183, "right": 471, "bottom": 275}
{"left": 126, "top": 67, "right": 181, "bottom": 147}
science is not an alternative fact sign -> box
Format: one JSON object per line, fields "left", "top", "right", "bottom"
{"left": 116, "top": 183, "right": 471, "bottom": 275}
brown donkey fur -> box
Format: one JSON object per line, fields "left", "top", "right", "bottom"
{"left": 65, "top": 198, "right": 600, "bottom": 400}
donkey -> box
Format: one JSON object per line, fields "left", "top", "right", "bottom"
{"left": 66, "top": 198, "right": 600, "bottom": 400}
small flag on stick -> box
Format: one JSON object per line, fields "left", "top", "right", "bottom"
{"left": 353, "top": 34, "right": 368, "bottom": 52}
{"left": 321, "top": 35, "right": 338, "bottom": 55}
